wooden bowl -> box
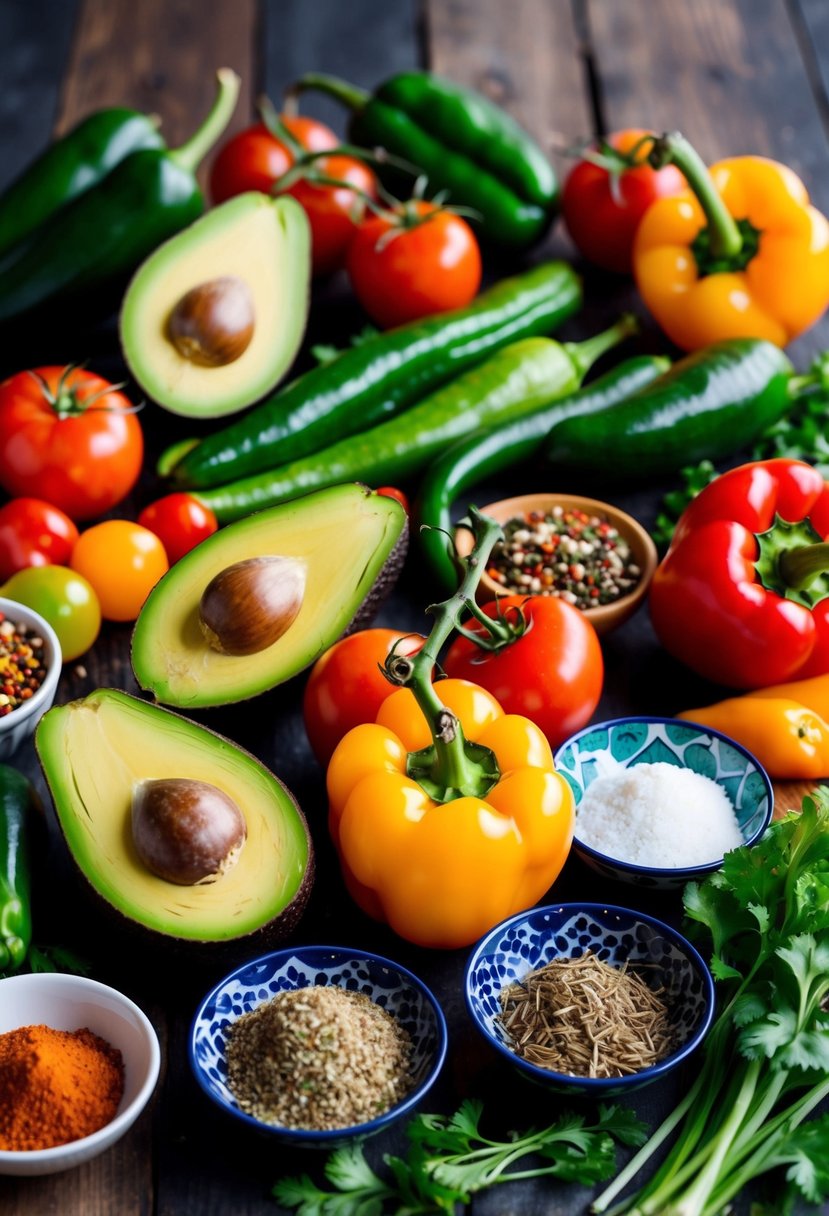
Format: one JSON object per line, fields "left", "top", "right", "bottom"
{"left": 454, "top": 493, "right": 658, "bottom": 636}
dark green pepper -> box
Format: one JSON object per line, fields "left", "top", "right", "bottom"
{"left": 0, "top": 69, "right": 239, "bottom": 325}
{"left": 167, "top": 261, "right": 582, "bottom": 490}
{"left": 289, "top": 70, "right": 558, "bottom": 249}
{"left": 194, "top": 317, "right": 636, "bottom": 523}
{"left": 0, "top": 764, "right": 37, "bottom": 972}
{"left": 0, "top": 109, "right": 164, "bottom": 263}
{"left": 417, "top": 355, "right": 671, "bottom": 592}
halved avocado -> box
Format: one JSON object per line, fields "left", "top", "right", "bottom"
{"left": 35, "top": 689, "right": 313, "bottom": 952}
{"left": 131, "top": 483, "right": 408, "bottom": 708}
{"left": 119, "top": 191, "right": 311, "bottom": 418}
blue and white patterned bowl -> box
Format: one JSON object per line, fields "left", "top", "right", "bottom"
{"left": 554, "top": 716, "right": 773, "bottom": 891}
{"left": 465, "top": 903, "right": 715, "bottom": 1097}
{"left": 190, "top": 945, "right": 448, "bottom": 1148}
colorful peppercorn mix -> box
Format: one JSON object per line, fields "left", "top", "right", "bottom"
{"left": 0, "top": 614, "right": 48, "bottom": 716}
{"left": 487, "top": 507, "right": 641, "bottom": 608}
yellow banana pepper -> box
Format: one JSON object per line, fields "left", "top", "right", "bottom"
{"left": 746, "top": 673, "right": 829, "bottom": 722}
{"left": 679, "top": 697, "right": 829, "bottom": 779}
{"left": 633, "top": 133, "right": 829, "bottom": 350}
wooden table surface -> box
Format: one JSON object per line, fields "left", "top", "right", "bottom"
{"left": 2, "top": 1, "right": 829, "bottom": 1213}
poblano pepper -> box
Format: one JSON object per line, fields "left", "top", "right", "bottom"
{"left": 287, "top": 70, "right": 558, "bottom": 249}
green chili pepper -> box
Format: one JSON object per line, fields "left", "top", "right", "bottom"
{"left": 0, "top": 765, "right": 37, "bottom": 972}
{"left": 166, "top": 261, "right": 582, "bottom": 490}
{"left": 194, "top": 316, "right": 636, "bottom": 524}
{"left": 0, "top": 109, "right": 164, "bottom": 262}
{"left": 288, "top": 70, "right": 558, "bottom": 249}
{"left": 417, "top": 355, "right": 671, "bottom": 592}
{"left": 0, "top": 69, "right": 239, "bottom": 325}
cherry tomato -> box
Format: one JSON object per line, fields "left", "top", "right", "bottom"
{"left": 303, "top": 628, "right": 424, "bottom": 763}
{"left": 70, "top": 521, "right": 168, "bottom": 622}
{"left": 561, "top": 130, "right": 686, "bottom": 274}
{"left": 0, "top": 367, "right": 143, "bottom": 521}
{"left": 287, "top": 155, "right": 378, "bottom": 276}
{"left": 209, "top": 116, "right": 339, "bottom": 204}
{"left": 376, "top": 486, "right": 410, "bottom": 513}
{"left": 137, "top": 493, "right": 218, "bottom": 565}
{"left": 346, "top": 202, "right": 482, "bottom": 328}
{"left": 2, "top": 565, "right": 101, "bottom": 661}
{"left": 443, "top": 596, "right": 604, "bottom": 748}
{"left": 0, "top": 498, "right": 79, "bottom": 581}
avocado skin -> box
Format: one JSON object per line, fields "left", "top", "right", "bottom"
{"left": 35, "top": 690, "right": 315, "bottom": 964}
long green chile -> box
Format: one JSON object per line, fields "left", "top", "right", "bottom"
{"left": 0, "top": 766, "right": 37, "bottom": 972}
{"left": 194, "top": 317, "right": 636, "bottom": 523}
{"left": 166, "top": 261, "right": 582, "bottom": 489}
{"left": 417, "top": 354, "right": 670, "bottom": 592}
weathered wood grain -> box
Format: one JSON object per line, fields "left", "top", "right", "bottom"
{"left": 795, "top": 0, "right": 829, "bottom": 123}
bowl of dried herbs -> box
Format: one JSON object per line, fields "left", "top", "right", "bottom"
{"left": 465, "top": 902, "right": 714, "bottom": 1096}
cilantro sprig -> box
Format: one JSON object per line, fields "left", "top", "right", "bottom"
{"left": 273, "top": 1099, "right": 646, "bottom": 1214}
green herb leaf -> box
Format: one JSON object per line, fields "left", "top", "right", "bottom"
{"left": 311, "top": 325, "right": 380, "bottom": 365}
{"left": 651, "top": 459, "right": 718, "bottom": 550}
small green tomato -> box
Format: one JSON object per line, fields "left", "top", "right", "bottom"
{"left": 3, "top": 565, "right": 102, "bottom": 660}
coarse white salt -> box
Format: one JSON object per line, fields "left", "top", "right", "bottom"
{"left": 576, "top": 760, "right": 743, "bottom": 868}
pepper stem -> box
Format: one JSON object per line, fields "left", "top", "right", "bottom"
{"left": 563, "top": 313, "right": 639, "bottom": 379}
{"left": 386, "top": 509, "right": 506, "bottom": 802}
{"left": 285, "top": 72, "right": 370, "bottom": 114}
{"left": 649, "top": 131, "right": 743, "bottom": 260}
{"left": 169, "top": 68, "right": 241, "bottom": 174}
{"left": 778, "top": 543, "right": 829, "bottom": 593}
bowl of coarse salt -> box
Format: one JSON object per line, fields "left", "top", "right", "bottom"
{"left": 554, "top": 716, "right": 773, "bottom": 890}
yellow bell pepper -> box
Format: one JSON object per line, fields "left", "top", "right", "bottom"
{"left": 633, "top": 133, "right": 829, "bottom": 351}
{"left": 679, "top": 696, "right": 829, "bottom": 779}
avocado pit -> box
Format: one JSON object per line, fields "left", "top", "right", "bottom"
{"left": 167, "top": 275, "right": 255, "bottom": 368}
{"left": 199, "top": 555, "right": 306, "bottom": 655}
{"left": 131, "top": 777, "right": 247, "bottom": 885}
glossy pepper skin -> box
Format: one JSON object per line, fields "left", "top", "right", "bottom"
{"left": 634, "top": 138, "right": 829, "bottom": 350}
{"left": 327, "top": 679, "right": 574, "bottom": 950}
{"left": 0, "top": 70, "right": 239, "bottom": 325}
{"left": 650, "top": 458, "right": 829, "bottom": 688}
{"left": 289, "top": 71, "right": 559, "bottom": 249}
{"left": 0, "top": 766, "right": 36, "bottom": 972}
{"left": 0, "top": 109, "right": 164, "bottom": 261}
{"left": 679, "top": 697, "right": 829, "bottom": 779}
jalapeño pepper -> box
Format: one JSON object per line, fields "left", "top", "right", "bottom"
{"left": 288, "top": 71, "right": 558, "bottom": 249}
{"left": 0, "top": 69, "right": 240, "bottom": 325}
{"left": 0, "top": 109, "right": 164, "bottom": 262}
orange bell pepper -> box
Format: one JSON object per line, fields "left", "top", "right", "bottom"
{"left": 325, "top": 507, "right": 575, "bottom": 950}
{"left": 633, "top": 133, "right": 829, "bottom": 351}
{"left": 679, "top": 696, "right": 829, "bottom": 779}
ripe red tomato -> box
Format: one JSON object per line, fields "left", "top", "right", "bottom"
{"left": 0, "top": 498, "right": 79, "bottom": 581}
{"left": 0, "top": 367, "right": 143, "bottom": 521}
{"left": 137, "top": 493, "right": 218, "bottom": 565}
{"left": 209, "top": 116, "right": 339, "bottom": 204}
{"left": 346, "top": 202, "right": 482, "bottom": 328}
{"left": 303, "top": 628, "right": 424, "bottom": 763}
{"left": 287, "top": 155, "right": 378, "bottom": 276}
{"left": 70, "top": 521, "right": 168, "bottom": 622}
{"left": 443, "top": 595, "right": 604, "bottom": 748}
{"left": 561, "top": 130, "right": 686, "bottom": 274}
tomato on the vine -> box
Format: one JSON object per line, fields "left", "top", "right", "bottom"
{"left": 2, "top": 565, "right": 101, "bottom": 661}
{"left": 0, "top": 366, "right": 143, "bottom": 521}
{"left": 137, "top": 493, "right": 218, "bottom": 565}
{"left": 443, "top": 595, "right": 604, "bottom": 748}
{"left": 346, "top": 201, "right": 482, "bottom": 328}
{"left": 0, "top": 498, "right": 79, "bottom": 581}
{"left": 287, "top": 155, "right": 378, "bottom": 277}
{"left": 70, "top": 521, "right": 168, "bottom": 622}
{"left": 209, "top": 117, "right": 339, "bottom": 203}
{"left": 303, "top": 627, "right": 424, "bottom": 763}
{"left": 561, "top": 129, "right": 686, "bottom": 274}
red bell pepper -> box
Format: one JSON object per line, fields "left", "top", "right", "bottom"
{"left": 650, "top": 458, "right": 829, "bottom": 688}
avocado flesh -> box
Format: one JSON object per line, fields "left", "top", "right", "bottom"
{"left": 131, "top": 484, "right": 407, "bottom": 708}
{"left": 36, "top": 689, "right": 311, "bottom": 943}
{"left": 119, "top": 191, "right": 311, "bottom": 418}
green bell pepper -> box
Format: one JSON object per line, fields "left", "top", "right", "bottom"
{"left": 289, "top": 70, "right": 558, "bottom": 250}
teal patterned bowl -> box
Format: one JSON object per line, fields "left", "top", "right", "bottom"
{"left": 554, "top": 717, "right": 773, "bottom": 891}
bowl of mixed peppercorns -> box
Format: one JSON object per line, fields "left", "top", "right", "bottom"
{"left": 0, "top": 597, "right": 61, "bottom": 759}
{"left": 455, "top": 493, "right": 658, "bottom": 634}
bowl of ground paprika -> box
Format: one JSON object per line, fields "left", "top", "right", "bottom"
{"left": 0, "top": 972, "right": 160, "bottom": 1175}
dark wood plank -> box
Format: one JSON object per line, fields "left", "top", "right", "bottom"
{"left": 795, "top": 0, "right": 829, "bottom": 121}
{"left": 586, "top": 0, "right": 829, "bottom": 367}
{"left": 0, "top": 0, "right": 78, "bottom": 190}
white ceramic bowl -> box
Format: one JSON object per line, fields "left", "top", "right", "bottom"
{"left": 0, "top": 972, "right": 160, "bottom": 1175}
{"left": 0, "top": 597, "right": 61, "bottom": 760}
